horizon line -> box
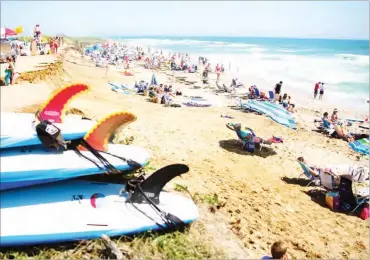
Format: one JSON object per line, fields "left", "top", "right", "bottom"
{"left": 72, "top": 34, "right": 369, "bottom": 41}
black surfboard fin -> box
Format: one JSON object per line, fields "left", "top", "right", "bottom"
{"left": 129, "top": 164, "right": 189, "bottom": 204}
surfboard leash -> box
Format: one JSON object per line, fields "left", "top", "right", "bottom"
{"left": 74, "top": 138, "right": 142, "bottom": 174}
{"left": 124, "top": 175, "right": 185, "bottom": 230}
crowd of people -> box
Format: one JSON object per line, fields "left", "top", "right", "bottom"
{"left": 2, "top": 23, "right": 64, "bottom": 86}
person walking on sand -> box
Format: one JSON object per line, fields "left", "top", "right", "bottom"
{"left": 314, "top": 82, "right": 321, "bottom": 99}
{"left": 319, "top": 83, "right": 325, "bottom": 100}
{"left": 215, "top": 63, "right": 221, "bottom": 80}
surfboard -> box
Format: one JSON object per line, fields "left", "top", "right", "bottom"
{"left": 0, "top": 164, "right": 198, "bottom": 246}
{"left": 1, "top": 113, "right": 96, "bottom": 149}
{"left": 0, "top": 144, "right": 150, "bottom": 190}
{"left": 1, "top": 83, "right": 92, "bottom": 149}
{"left": 1, "top": 112, "right": 149, "bottom": 190}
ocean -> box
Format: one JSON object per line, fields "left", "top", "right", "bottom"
{"left": 116, "top": 36, "right": 369, "bottom": 111}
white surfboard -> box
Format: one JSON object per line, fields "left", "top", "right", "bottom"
{"left": 1, "top": 112, "right": 96, "bottom": 149}
{"left": 1, "top": 144, "right": 150, "bottom": 190}
{"left": 0, "top": 164, "right": 198, "bottom": 247}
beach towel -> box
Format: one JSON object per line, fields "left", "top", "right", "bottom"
{"left": 349, "top": 138, "right": 369, "bottom": 155}
{"left": 241, "top": 100, "right": 296, "bottom": 129}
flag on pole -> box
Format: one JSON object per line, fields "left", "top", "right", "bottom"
{"left": 14, "top": 26, "right": 23, "bottom": 34}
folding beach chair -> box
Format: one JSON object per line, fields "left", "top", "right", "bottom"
{"left": 268, "top": 91, "right": 275, "bottom": 102}
{"left": 351, "top": 182, "right": 369, "bottom": 214}
{"left": 297, "top": 161, "right": 322, "bottom": 187}
{"left": 338, "top": 177, "right": 369, "bottom": 214}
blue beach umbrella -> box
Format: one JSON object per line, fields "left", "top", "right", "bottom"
{"left": 151, "top": 73, "right": 158, "bottom": 86}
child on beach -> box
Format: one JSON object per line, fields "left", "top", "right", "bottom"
{"left": 262, "top": 241, "right": 290, "bottom": 259}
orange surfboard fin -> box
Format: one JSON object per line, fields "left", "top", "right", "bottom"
{"left": 38, "top": 83, "right": 90, "bottom": 123}
{"left": 79, "top": 112, "right": 137, "bottom": 152}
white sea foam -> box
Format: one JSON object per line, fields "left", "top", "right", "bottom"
{"left": 124, "top": 37, "right": 369, "bottom": 112}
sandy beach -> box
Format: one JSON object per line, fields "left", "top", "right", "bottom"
{"left": 1, "top": 40, "right": 369, "bottom": 259}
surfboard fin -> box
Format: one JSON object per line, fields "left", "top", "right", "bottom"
{"left": 38, "top": 83, "right": 90, "bottom": 123}
{"left": 78, "top": 112, "right": 137, "bottom": 152}
{"left": 128, "top": 164, "right": 189, "bottom": 204}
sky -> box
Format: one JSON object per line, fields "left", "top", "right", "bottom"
{"left": 1, "top": 1, "right": 369, "bottom": 39}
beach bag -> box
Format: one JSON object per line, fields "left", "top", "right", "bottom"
{"left": 360, "top": 203, "right": 369, "bottom": 220}
{"left": 338, "top": 178, "right": 356, "bottom": 212}
{"left": 242, "top": 141, "right": 255, "bottom": 153}
{"left": 325, "top": 191, "right": 340, "bottom": 210}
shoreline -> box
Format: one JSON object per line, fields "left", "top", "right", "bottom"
{"left": 121, "top": 37, "right": 369, "bottom": 115}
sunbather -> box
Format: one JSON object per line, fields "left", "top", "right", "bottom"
{"left": 331, "top": 109, "right": 339, "bottom": 124}
{"left": 297, "top": 157, "right": 369, "bottom": 182}
{"left": 227, "top": 123, "right": 283, "bottom": 152}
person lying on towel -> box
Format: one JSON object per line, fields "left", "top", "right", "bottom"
{"left": 227, "top": 123, "right": 283, "bottom": 152}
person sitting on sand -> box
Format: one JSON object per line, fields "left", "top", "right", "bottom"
{"left": 333, "top": 122, "right": 355, "bottom": 142}
{"left": 322, "top": 112, "right": 334, "bottom": 129}
{"left": 262, "top": 241, "right": 290, "bottom": 259}
{"left": 281, "top": 93, "right": 289, "bottom": 108}
{"left": 331, "top": 109, "right": 339, "bottom": 124}
{"left": 287, "top": 96, "right": 295, "bottom": 112}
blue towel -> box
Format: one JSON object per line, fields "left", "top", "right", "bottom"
{"left": 241, "top": 100, "right": 297, "bottom": 129}
{"left": 349, "top": 138, "right": 369, "bottom": 155}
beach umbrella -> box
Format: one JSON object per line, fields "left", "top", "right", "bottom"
{"left": 151, "top": 73, "right": 158, "bottom": 86}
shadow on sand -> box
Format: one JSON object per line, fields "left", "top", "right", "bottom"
{"left": 281, "top": 176, "right": 313, "bottom": 187}
{"left": 219, "top": 139, "right": 277, "bottom": 158}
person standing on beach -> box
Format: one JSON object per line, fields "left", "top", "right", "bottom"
{"left": 314, "top": 82, "right": 321, "bottom": 99}
{"left": 215, "top": 64, "right": 221, "bottom": 80}
{"left": 274, "top": 81, "right": 283, "bottom": 101}
{"left": 319, "top": 83, "right": 325, "bottom": 100}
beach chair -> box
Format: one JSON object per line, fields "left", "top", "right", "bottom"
{"left": 216, "top": 81, "right": 226, "bottom": 92}
{"left": 268, "top": 91, "right": 275, "bottom": 102}
{"left": 316, "top": 119, "right": 336, "bottom": 136}
{"left": 338, "top": 177, "right": 369, "bottom": 214}
{"left": 351, "top": 182, "right": 369, "bottom": 214}
{"left": 297, "top": 161, "right": 322, "bottom": 187}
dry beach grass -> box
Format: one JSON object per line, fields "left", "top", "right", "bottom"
{"left": 0, "top": 39, "right": 368, "bottom": 259}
